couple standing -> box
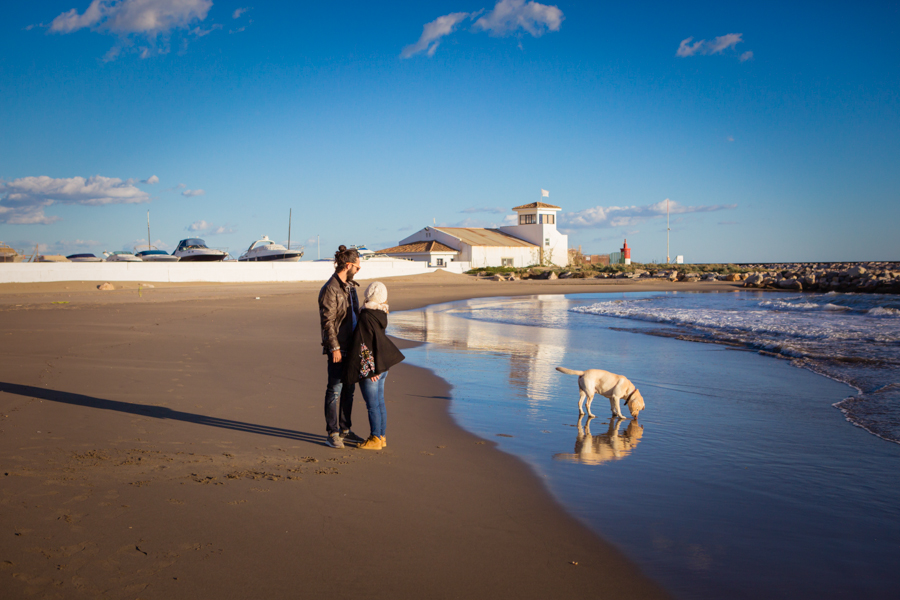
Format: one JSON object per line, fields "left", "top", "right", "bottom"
{"left": 318, "top": 245, "right": 405, "bottom": 450}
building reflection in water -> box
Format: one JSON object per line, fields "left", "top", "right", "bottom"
{"left": 388, "top": 296, "right": 570, "bottom": 412}
{"left": 553, "top": 415, "right": 644, "bottom": 465}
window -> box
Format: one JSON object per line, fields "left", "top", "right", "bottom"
{"left": 519, "top": 214, "right": 536, "bottom": 225}
{"left": 539, "top": 214, "right": 555, "bottom": 224}
{"left": 501, "top": 258, "right": 514, "bottom": 267}
{"left": 545, "top": 238, "right": 550, "bottom": 246}
{"left": 436, "top": 258, "right": 445, "bottom": 266}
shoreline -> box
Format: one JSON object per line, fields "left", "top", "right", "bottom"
{"left": 0, "top": 273, "right": 743, "bottom": 599}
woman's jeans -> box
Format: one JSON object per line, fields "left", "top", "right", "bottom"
{"left": 359, "top": 371, "right": 388, "bottom": 437}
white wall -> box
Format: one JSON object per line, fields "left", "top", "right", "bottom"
{"left": 468, "top": 246, "right": 540, "bottom": 269}
{"left": 0, "top": 259, "right": 469, "bottom": 284}
{"left": 497, "top": 224, "right": 568, "bottom": 267}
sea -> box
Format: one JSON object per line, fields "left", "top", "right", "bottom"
{"left": 388, "top": 290, "right": 900, "bottom": 600}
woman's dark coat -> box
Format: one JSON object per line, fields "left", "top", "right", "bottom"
{"left": 344, "top": 308, "right": 405, "bottom": 385}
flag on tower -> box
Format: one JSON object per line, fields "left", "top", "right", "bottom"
{"left": 541, "top": 189, "right": 549, "bottom": 197}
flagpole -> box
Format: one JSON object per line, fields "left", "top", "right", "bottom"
{"left": 666, "top": 198, "right": 670, "bottom": 265}
{"left": 147, "top": 210, "right": 151, "bottom": 250}
{"left": 288, "top": 208, "right": 292, "bottom": 250}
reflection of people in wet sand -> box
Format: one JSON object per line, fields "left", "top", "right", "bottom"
{"left": 553, "top": 416, "right": 644, "bottom": 465}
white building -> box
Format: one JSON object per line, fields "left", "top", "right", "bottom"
{"left": 377, "top": 202, "right": 568, "bottom": 268}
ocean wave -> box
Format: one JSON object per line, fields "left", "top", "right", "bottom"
{"left": 867, "top": 307, "right": 900, "bottom": 318}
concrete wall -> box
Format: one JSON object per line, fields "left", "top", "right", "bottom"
{"left": 0, "top": 258, "right": 467, "bottom": 284}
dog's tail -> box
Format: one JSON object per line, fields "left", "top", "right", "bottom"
{"left": 555, "top": 367, "right": 584, "bottom": 376}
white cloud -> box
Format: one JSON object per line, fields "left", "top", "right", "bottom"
{"left": 677, "top": 33, "right": 746, "bottom": 58}
{"left": 129, "top": 237, "right": 172, "bottom": 250}
{"left": 473, "top": 0, "right": 563, "bottom": 37}
{"left": 740, "top": 50, "right": 753, "bottom": 62}
{"left": 461, "top": 206, "right": 507, "bottom": 214}
{"left": 232, "top": 7, "right": 250, "bottom": 19}
{"left": 187, "top": 220, "right": 233, "bottom": 235}
{"left": 401, "top": 12, "right": 470, "bottom": 58}
{"left": 0, "top": 175, "right": 150, "bottom": 224}
{"left": 188, "top": 219, "right": 210, "bottom": 231}
{"left": 48, "top": 0, "right": 213, "bottom": 59}
{"left": 142, "top": 174, "right": 159, "bottom": 184}
{"left": 190, "top": 23, "right": 221, "bottom": 37}
{"left": 182, "top": 188, "right": 205, "bottom": 197}
{"left": 402, "top": 1, "right": 563, "bottom": 58}
{"left": 562, "top": 199, "right": 737, "bottom": 229}
{"left": 8, "top": 239, "right": 104, "bottom": 255}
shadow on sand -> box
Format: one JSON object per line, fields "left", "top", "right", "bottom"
{"left": 0, "top": 381, "right": 325, "bottom": 445}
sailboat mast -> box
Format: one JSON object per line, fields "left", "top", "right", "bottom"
{"left": 147, "top": 210, "right": 151, "bottom": 250}
{"left": 288, "top": 208, "right": 292, "bottom": 250}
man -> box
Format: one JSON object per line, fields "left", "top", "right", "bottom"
{"left": 318, "top": 245, "right": 364, "bottom": 448}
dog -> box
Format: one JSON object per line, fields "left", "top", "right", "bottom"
{"left": 556, "top": 367, "right": 645, "bottom": 419}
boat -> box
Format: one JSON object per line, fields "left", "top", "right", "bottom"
{"left": 135, "top": 248, "right": 179, "bottom": 262}
{"left": 0, "top": 242, "right": 25, "bottom": 262}
{"left": 39, "top": 255, "right": 71, "bottom": 262}
{"left": 238, "top": 236, "right": 304, "bottom": 262}
{"left": 66, "top": 253, "right": 102, "bottom": 262}
{"left": 172, "top": 238, "right": 228, "bottom": 262}
{"left": 103, "top": 250, "right": 142, "bottom": 262}
{"left": 352, "top": 245, "right": 376, "bottom": 260}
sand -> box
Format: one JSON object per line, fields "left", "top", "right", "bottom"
{"left": 0, "top": 272, "right": 741, "bottom": 599}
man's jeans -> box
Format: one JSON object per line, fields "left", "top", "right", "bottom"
{"left": 324, "top": 355, "right": 355, "bottom": 435}
{"left": 359, "top": 371, "right": 388, "bottom": 438}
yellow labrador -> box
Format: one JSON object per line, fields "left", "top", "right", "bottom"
{"left": 556, "top": 367, "right": 645, "bottom": 419}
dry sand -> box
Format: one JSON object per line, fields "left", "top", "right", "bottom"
{"left": 0, "top": 272, "right": 741, "bottom": 599}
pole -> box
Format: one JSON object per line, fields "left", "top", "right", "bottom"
{"left": 288, "top": 208, "right": 292, "bottom": 250}
{"left": 147, "top": 210, "right": 151, "bottom": 250}
{"left": 317, "top": 235, "right": 320, "bottom": 260}
{"left": 666, "top": 198, "right": 670, "bottom": 264}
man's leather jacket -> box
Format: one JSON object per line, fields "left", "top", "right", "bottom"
{"left": 318, "top": 274, "right": 360, "bottom": 354}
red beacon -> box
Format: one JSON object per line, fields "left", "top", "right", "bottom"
{"left": 621, "top": 239, "right": 632, "bottom": 265}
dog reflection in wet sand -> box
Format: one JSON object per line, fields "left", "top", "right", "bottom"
{"left": 554, "top": 416, "right": 644, "bottom": 465}
{"left": 556, "top": 366, "right": 645, "bottom": 419}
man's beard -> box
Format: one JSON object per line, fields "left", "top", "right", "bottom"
{"left": 347, "top": 268, "right": 356, "bottom": 282}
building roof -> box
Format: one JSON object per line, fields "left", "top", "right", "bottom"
{"left": 512, "top": 201, "right": 561, "bottom": 210}
{"left": 375, "top": 240, "right": 458, "bottom": 254}
{"left": 435, "top": 228, "right": 538, "bottom": 248}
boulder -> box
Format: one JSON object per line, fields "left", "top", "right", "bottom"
{"left": 724, "top": 273, "right": 743, "bottom": 282}
{"left": 545, "top": 271, "right": 558, "bottom": 280}
{"left": 846, "top": 266, "right": 867, "bottom": 278}
{"left": 744, "top": 273, "right": 765, "bottom": 287}
{"left": 778, "top": 279, "right": 803, "bottom": 290}
{"left": 97, "top": 282, "right": 115, "bottom": 291}
{"left": 559, "top": 271, "right": 574, "bottom": 279}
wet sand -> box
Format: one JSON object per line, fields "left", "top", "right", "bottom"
{"left": 0, "top": 272, "right": 740, "bottom": 599}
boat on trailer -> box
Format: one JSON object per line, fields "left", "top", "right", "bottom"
{"left": 238, "top": 236, "right": 304, "bottom": 262}
{"left": 172, "top": 239, "right": 228, "bottom": 262}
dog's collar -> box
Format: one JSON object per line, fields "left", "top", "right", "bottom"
{"left": 624, "top": 389, "right": 637, "bottom": 404}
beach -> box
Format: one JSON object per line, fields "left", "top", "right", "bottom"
{"left": 1, "top": 273, "right": 742, "bottom": 599}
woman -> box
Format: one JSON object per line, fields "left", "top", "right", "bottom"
{"left": 345, "top": 282, "right": 405, "bottom": 450}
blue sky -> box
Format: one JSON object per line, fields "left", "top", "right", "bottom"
{"left": 1, "top": 1, "right": 898, "bottom": 263}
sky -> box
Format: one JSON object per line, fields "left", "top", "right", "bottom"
{"left": 1, "top": 0, "right": 898, "bottom": 264}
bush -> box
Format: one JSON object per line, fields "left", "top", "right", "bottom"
{"left": 465, "top": 266, "right": 518, "bottom": 276}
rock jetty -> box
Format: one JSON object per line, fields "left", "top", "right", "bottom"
{"left": 739, "top": 262, "right": 900, "bottom": 294}
{"left": 476, "top": 262, "right": 899, "bottom": 294}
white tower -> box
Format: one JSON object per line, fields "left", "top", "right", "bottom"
{"left": 498, "top": 202, "right": 568, "bottom": 267}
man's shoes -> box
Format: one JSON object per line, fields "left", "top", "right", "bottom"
{"left": 326, "top": 433, "right": 344, "bottom": 448}
{"left": 379, "top": 435, "right": 387, "bottom": 447}
{"left": 359, "top": 435, "right": 383, "bottom": 450}
{"left": 340, "top": 430, "right": 365, "bottom": 443}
